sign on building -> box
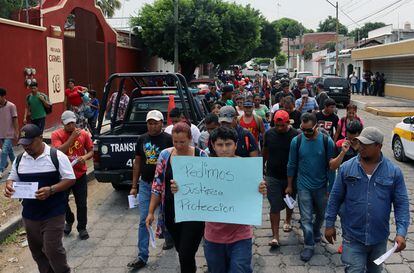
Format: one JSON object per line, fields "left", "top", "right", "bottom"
{"left": 46, "top": 37, "right": 64, "bottom": 104}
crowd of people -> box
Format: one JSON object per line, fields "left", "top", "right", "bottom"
{"left": 0, "top": 67, "right": 410, "bottom": 273}
{"left": 350, "top": 71, "right": 387, "bottom": 97}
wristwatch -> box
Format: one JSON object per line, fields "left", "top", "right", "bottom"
{"left": 49, "top": 186, "right": 56, "bottom": 195}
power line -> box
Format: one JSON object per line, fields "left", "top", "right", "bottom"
{"left": 345, "top": 0, "right": 372, "bottom": 13}
{"left": 347, "top": 0, "right": 405, "bottom": 27}
{"left": 341, "top": 0, "right": 355, "bottom": 9}
{"left": 368, "top": 0, "right": 413, "bottom": 23}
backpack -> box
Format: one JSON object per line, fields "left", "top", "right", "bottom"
{"left": 295, "top": 131, "right": 335, "bottom": 190}
{"left": 15, "top": 147, "right": 59, "bottom": 176}
{"left": 26, "top": 93, "right": 52, "bottom": 115}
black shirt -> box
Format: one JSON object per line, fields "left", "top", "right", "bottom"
{"left": 289, "top": 110, "right": 302, "bottom": 129}
{"left": 264, "top": 127, "right": 299, "bottom": 179}
{"left": 316, "top": 111, "right": 339, "bottom": 139}
{"left": 235, "top": 125, "right": 258, "bottom": 157}
{"left": 135, "top": 132, "right": 173, "bottom": 182}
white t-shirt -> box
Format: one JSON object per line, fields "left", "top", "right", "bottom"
{"left": 8, "top": 143, "right": 76, "bottom": 181}
{"left": 270, "top": 103, "right": 280, "bottom": 114}
{"left": 164, "top": 124, "right": 201, "bottom": 147}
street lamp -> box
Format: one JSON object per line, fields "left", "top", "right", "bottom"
{"left": 325, "top": 0, "right": 339, "bottom": 75}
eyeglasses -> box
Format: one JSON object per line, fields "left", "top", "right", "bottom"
{"left": 300, "top": 125, "right": 316, "bottom": 133}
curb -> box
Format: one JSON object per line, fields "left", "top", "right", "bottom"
{"left": 0, "top": 170, "right": 95, "bottom": 243}
{"left": 365, "top": 107, "right": 414, "bottom": 117}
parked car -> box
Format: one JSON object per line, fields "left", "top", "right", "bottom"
{"left": 189, "top": 78, "right": 216, "bottom": 95}
{"left": 94, "top": 72, "right": 206, "bottom": 190}
{"left": 392, "top": 116, "right": 414, "bottom": 162}
{"left": 259, "top": 63, "right": 269, "bottom": 71}
{"left": 294, "top": 71, "right": 313, "bottom": 79}
{"left": 315, "top": 76, "right": 351, "bottom": 106}
{"left": 274, "top": 68, "right": 289, "bottom": 80}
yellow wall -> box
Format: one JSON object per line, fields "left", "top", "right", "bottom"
{"left": 386, "top": 84, "right": 414, "bottom": 100}
{"left": 352, "top": 39, "right": 414, "bottom": 60}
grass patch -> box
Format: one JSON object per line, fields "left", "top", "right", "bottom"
{"left": 1, "top": 227, "right": 24, "bottom": 245}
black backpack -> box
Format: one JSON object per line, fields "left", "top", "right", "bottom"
{"left": 15, "top": 147, "right": 59, "bottom": 176}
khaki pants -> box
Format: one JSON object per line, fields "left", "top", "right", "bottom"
{"left": 23, "top": 214, "right": 70, "bottom": 273}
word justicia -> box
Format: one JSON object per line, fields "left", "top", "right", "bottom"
{"left": 184, "top": 161, "right": 235, "bottom": 182}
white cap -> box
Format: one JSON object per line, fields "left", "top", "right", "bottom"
{"left": 61, "top": 110, "right": 77, "bottom": 125}
{"left": 146, "top": 110, "right": 164, "bottom": 121}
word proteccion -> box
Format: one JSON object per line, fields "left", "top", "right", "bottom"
{"left": 178, "top": 198, "right": 235, "bottom": 214}
{"left": 184, "top": 161, "right": 235, "bottom": 182}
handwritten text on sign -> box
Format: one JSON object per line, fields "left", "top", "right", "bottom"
{"left": 172, "top": 156, "right": 263, "bottom": 225}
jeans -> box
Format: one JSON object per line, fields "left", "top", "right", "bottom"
{"left": 23, "top": 214, "right": 70, "bottom": 273}
{"left": 0, "top": 138, "right": 15, "bottom": 172}
{"left": 298, "top": 187, "right": 327, "bottom": 249}
{"left": 137, "top": 180, "right": 151, "bottom": 263}
{"left": 66, "top": 174, "right": 88, "bottom": 231}
{"left": 341, "top": 237, "right": 387, "bottom": 273}
{"left": 204, "top": 238, "right": 253, "bottom": 273}
{"left": 351, "top": 84, "right": 358, "bottom": 94}
{"left": 31, "top": 117, "right": 46, "bottom": 133}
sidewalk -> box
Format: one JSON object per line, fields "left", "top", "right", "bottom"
{"left": 351, "top": 94, "right": 414, "bottom": 117}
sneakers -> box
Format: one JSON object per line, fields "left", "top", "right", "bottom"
{"left": 78, "top": 229, "right": 89, "bottom": 240}
{"left": 64, "top": 222, "right": 73, "bottom": 235}
{"left": 300, "top": 248, "right": 314, "bottom": 262}
{"left": 127, "top": 258, "right": 146, "bottom": 270}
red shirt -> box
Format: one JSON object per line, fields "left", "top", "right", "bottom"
{"left": 65, "top": 86, "right": 83, "bottom": 107}
{"left": 239, "top": 116, "right": 259, "bottom": 142}
{"left": 205, "top": 222, "right": 253, "bottom": 244}
{"left": 51, "top": 128, "right": 93, "bottom": 179}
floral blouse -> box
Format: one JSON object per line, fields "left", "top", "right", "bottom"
{"left": 152, "top": 147, "right": 208, "bottom": 236}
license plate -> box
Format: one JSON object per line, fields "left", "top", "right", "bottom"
{"left": 333, "top": 89, "right": 340, "bottom": 93}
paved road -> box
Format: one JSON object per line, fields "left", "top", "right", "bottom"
{"left": 2, "top": 109, "right": 414, "bottom": 273}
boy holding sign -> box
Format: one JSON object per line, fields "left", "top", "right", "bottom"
{"left": 170, "top": 127, "right": 267, "bottom": 273}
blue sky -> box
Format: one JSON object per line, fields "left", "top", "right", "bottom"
{"left": 109, "top": 0, "right": 414, "bottom": 32}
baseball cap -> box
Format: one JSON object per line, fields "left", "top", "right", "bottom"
{"left": 301, "top": 89, "right": 309, "bottom": 97}
{"left": 243, "top": 100, "right": 254, "bottom": 107}
{"left": 146, "top": 110, "right": 164, "bottom": 121}
{"left": 356, "top": 127, "right": 384, "bottom": 145}
{"left": 18, "top": 124, "right": 42, "bottom": 145}
{"left": 218, "top": 106, "right": 236, "bottom": 123}
{"left": 61, "top": 110, "right": 77, "bottom": 125}
{"left": 273, "top": 110, "right": 290, "bottom": 123}
{"left": 275, "top": 80, "right": 280, "bottom": 84}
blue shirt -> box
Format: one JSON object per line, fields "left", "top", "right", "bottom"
{"left": 91, "top": 98, "right": 99, "bottom": 119}
{"left": 287, "top": 132, "right": 335, "bottom": 190}
{"left": 325, "top": 155, "right": 410, "bottom": 245}
{"left": 295, "top": 97, "right": 319, "bottom": 113}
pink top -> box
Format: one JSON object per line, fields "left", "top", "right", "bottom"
{"left": 204, "top": 222, "right": 253, "bottom": 244}
{"left": 0, "top": 101, "right": 17, "bottom": 139}
{"left": 338, "top": 116, "right": 363, "bottom": 138}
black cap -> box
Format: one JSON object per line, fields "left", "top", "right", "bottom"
{"left": 18, "top": 124, "right": 42, "bottom": 145}
{"left": 222, "top": 85, "right": 234, "bottom": 93}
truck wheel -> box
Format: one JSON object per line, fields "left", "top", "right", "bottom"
{"left": 393, "top": 136, "right": 408, "bottom": 162}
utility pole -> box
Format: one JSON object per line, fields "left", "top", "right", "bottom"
{"left": 326, "top": 0, "right": 339, "bottom": 75}
{"left": 173, "top": 0, "right": 179, "bottom": 73}
{"left": 335, "top": 1, "right": 339, "bottom": 76}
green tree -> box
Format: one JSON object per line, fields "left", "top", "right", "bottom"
{"left": 251, "top": 19, "right": 281, "bottom": 58}
{"left": 323, "top": 41, "right": 336, "bottom": 53}
{"left": 273, "top": 17, "right": 310, "bottom": 38}
{"left": 96, "top": 0, "right": 121, "bottom": 18}
{"left": 132, "top": 0, "right": 262, "bottom": 80}
{"left": 349, "top": 22, "right": 387, "bottom": 41}
{"left": 275, "top": 53, "right": 287, "bottom": 67}
{"left": 318, "top": 16, "right": 348, "bottom": 35}
{"left": 0, "top": 0, "right": 37, "bottom": 19}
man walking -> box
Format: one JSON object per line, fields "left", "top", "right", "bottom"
{"left": 127, "top": 110, "right": 173, "bottom": 270}
{"left": 4, "top": 124, "right": 76, "bottom": 273}
{"left": 238, "top": 100, "right": 265, "bottom": 144}
{"left": 218, "top": 106, "right": 258, "bottom": 157}
{"left": 286, "top": 113, "right": 335, "bottom": 262}
{"left": 0, "top": 88, "right": 18, "bottom": 179}
{"left": 316, "top": 98, "right": 339, "bottom": 139}
{"left": 51, "top": 111, "right": 94, "bottom": 240}
{"left": 24, "top": 82, "right": 51, "bottom": 133}
{"left": 263, "top": 110, "right": 299, "bottom": 247}
{"left": 295, "top": 90, "right": 318, "bottom": 114}
{"left": 349, "top": 72, "right": 359, "bottom": 94}
{"left": 325, "top": 127, "right": 410, "bottom": 273}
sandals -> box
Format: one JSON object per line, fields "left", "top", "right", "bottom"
{"left": 283, "top": 223, "right": 292, "bottom": 232}
{"left": 268, "top": 239, "right": 279, "bottom": 247}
